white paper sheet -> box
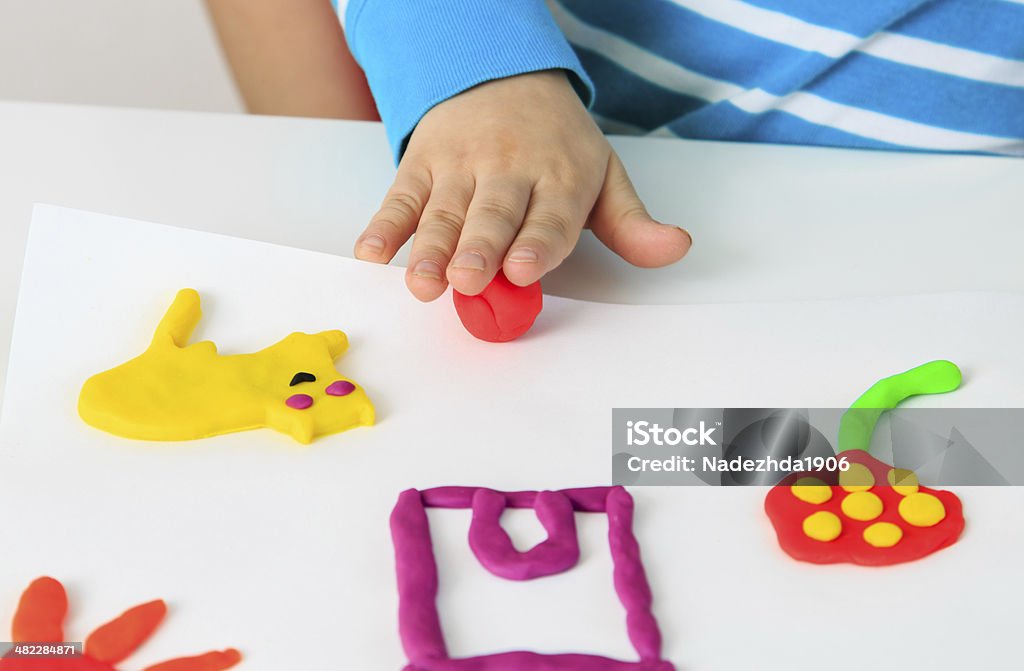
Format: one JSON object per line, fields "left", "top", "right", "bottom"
{"left": 0, "top": 205, "right": 1022, "bottom": 670}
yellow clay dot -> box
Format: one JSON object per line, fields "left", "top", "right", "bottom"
{"left": 898, "top": 492, "right": 946, "bottom": 527}
{"left": 864, "top": 522, "right": 904, "bottom": 548}
{"left": 791, "top": 477, "right": 833, "bottom": 504}
{"left": 839, "top": 463, "right": 875, "bottom": 492}
{"left": 841, "top": 491, "right": 884, "bottom": 521}
{"left": 887, "top": 468, "right": 920, "bottom": 496}
{"left": 803, "top": 511, "right": 842, "bottom": 542}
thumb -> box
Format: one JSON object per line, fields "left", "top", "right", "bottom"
{"left": 587, "top": 152, "right": 692, "bottom": 268}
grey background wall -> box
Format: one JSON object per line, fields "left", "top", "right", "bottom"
{"left": 0, "top": 0, "right": 243, "bottom": 113}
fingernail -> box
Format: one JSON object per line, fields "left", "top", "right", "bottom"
{"left": 451, "top": 251, "right": 486, "bottom": 271}
{"left": 657, "top": 221, "right": 692, "bottom": 246}
{"left": 359, "top": 234, "right": 386, "bottom": 254}
{"left": 411, "top": 259, "right": 442, "bottom": 280}
{"left": 507, "top": 248, "right": 538, "bottom": 263}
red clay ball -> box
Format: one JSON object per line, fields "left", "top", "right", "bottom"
{"left": 453, "top": 270, "right": 543, "bottom": 342}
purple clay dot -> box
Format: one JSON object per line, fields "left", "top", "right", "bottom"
{"left": 326, "top": 380, "right": 356, "bottom": 397}
{"left": 286, "top": 393, "right": 314, "bottom": 410}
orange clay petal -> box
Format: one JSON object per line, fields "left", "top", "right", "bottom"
{"left": 12, "top": 577, "right": 67, "bottom": 643}
{"left": 142, "top": 648, "right": 243, "bottom": 671}
{"left": 85, "top": 599, "right": 167, "bottom": 663}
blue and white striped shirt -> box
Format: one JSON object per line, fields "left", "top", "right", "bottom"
{"left": 340, "top": 0, "right": 1024, "bottom": 160}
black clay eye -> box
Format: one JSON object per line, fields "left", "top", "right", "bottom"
{"left": 289, "top": 372, "right": 317, "bottom": 386}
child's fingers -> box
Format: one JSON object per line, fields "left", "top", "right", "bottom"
{"left": 503, "top": 190, "right": 585, "bottom": 286}
{"left": 588, "top": 153, "right": 692, "bottom": 268}
{"left": 356, "top": 167, "right": 432, "bottom": 263}
{"left": 447, "top": 175, "right": 532, "bottom": 296}
{"left": 404, "top": 176, "right": 475, "bottom": 302}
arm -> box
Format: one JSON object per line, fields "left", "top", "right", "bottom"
{"left": 345, "top": 0, "right": 592, "bottom": 161}
{"left": 205, "top": 0, "right": 378, "bottom": 120}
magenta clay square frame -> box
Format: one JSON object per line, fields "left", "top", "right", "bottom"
{"left": 390, "top": 486, "right": 675, "bottom": 671}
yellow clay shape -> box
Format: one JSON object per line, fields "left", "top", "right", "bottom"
{"left": 78, "top": 289, "right": 374, "bottom": 444}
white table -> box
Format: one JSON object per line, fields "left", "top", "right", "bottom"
{"left": 2, "top": 100, "right": 1022, "bottom": 408}
{"left": 1, "top": 101, "right": 1023, "bottom": 670}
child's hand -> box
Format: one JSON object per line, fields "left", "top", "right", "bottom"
{"left": 354, "top": 70, "right": 692, "bottom": 301}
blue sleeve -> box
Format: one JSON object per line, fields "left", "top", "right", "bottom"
{"left": 345, "top": 0, "right": 594, "bottom": 163}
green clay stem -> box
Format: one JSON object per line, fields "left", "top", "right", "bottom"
{"left": 838, "top": 360, "right": 962, "bottom": 452}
